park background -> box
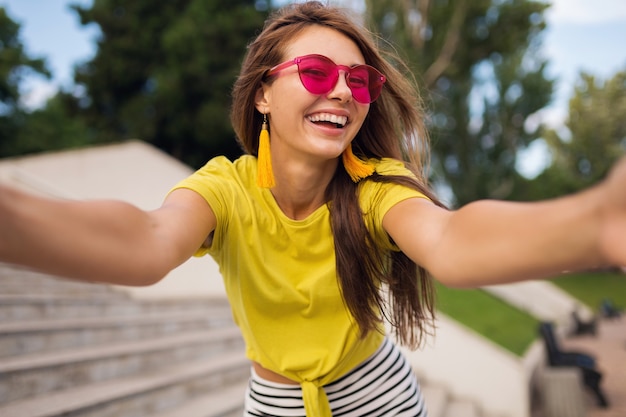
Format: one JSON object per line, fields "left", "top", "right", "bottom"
{"left": 0, "top": 1, "right": 625, "bottom": 416}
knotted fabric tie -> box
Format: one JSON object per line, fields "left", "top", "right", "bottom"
{"left": 302, "top": 380, "right": 332, "bottom": 417}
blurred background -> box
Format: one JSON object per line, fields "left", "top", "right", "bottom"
{"left": 1, "top": 2, "right": 625, "bottom": 416}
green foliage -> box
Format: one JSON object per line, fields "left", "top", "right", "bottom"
{"left": 435, "top": 282, "right": 540, "bottom": 356}
{"left": 6, "top": 94, "right": 94, "bottom": 156}
{"left": 560, "top": 70, "right": 626, "bottom": 181}
{"left": 0, "top": 8, "right": 50, "bottom": 107}
{"left": 69, "top": 0, "right": 268, "bottom": 168}
{"left": 364, "top": 0, "right": 553, "bottom": 206}
{"left": 0, "top": 6, "right": 57, "bottom": 157}
{"left": 511, "top": 68, "right": 626, "bottom": 200}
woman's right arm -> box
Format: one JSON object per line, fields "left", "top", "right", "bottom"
{"left": 0, "top": 184, "right": 216, "bottom": 286}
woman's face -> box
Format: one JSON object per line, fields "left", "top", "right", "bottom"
{"left": 256, "top": 25, "right": 370, "bottom": 167}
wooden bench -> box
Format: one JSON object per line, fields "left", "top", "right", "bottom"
{"left": 540, "top": 367, "right": 586, "bottom": 417}
{"left": 571, "top": 309, "right": 597, "bottom": 336}
{"left": 538, "top": 321, "right": 609, "bottom": 408}
{"left": 600, "top": 298, "right": 623, "bottom": 319}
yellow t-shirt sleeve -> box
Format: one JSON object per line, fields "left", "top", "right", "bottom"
{"left": 167, "top": 156, "right": 242, "bottom": 257}
{"left": 360, "top": 158, "right": 431, "bottom": 251}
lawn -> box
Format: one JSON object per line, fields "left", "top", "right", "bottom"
{"left": 549, "top": 270, "right": 626, "bottom": 312}
{"left": 433, "top": 270, "right": 626, "bottom": 357}
{"left": 434, "top": 282, "right": 540, "bottom": 356}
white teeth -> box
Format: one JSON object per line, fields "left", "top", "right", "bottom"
{"left": 308, "top": 113, "right": 348, "bottom": 127}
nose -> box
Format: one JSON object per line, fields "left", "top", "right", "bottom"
{"left": 327, "top": 70, "right": 353, "bottom": 103}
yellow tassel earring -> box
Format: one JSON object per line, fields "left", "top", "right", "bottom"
{"left": 256, "top": 113, "right": 275, "bottom": 188}
{"left": 342, "top": 143, "right": 375, "bottom": 182}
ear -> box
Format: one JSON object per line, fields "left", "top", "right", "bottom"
{"left": 255, "top": 83, "right": 271, "bottom": 114}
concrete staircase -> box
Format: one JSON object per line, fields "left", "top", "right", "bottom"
{"left": 0, "top": 263, "right": 489, "bottom": 417}
{"left": 421, "top": 384, "right": 486, "bottom": 417}
{"left": 0, "top": 263, "right": 249, "bottom": 417}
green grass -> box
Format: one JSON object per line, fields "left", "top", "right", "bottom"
{"left": 549, "top": 270, "right": 626, "bottom": 311}
{"left": 434, "top": 282, "right": 540, "bottom": 356}
{"left": 433, "top": 271, "right": 626, "bottom": 357}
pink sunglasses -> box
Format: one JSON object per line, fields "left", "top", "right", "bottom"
{"left": 265, "top": 54, "right": 387, "bottom": 104}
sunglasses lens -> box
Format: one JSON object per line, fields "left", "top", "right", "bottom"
{"left": 297, "top": 56, "right": 338, "bottom": 95}
{"left": 347, "top": 66, "right": 376, "bottom": 103}
{"left": 296, "top": 55, "right": 385, "bottom": 104}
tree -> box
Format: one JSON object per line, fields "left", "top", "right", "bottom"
{"left": 512, "top": 68, "right": 626, "bottom": 200}
{"left": 549, "top": 69, "right": 626, "bottom": 185}
{"left": 13, "top": 93, "right": 95, "bottom": 154}
{"left": 364, "top": 0, "right": 554, "bottom": 206}
{"left": 70, "top": 0, "right": 269, "bottom": 168}
{"left": 0, "top": 7, "right": 51, "bottom": 157}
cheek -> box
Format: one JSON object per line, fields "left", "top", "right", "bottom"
{"left": 275, "top": 75, "right": 309, "bottom": 101}
{"left": 270, "top": 84, "right": 311, "bottom": 116}
{"left": 350, "top": 106, "right": 369, "bottom": 130}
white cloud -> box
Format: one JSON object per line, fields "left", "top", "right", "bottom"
{"left": 545, "top": 0, "right": 626, "bottom": 24}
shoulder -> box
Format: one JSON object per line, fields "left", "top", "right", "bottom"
{"left": 359, "top": 158, "right": 425, "bottom": 204}
{"left": 169, "top": 154, "right": 258, "bottom": 211}
{"left": 194, "top": 155, "right": 256, "bottom": 178}
{"left": 358, "top": 158, "right": 430, "bottom": 247}
{"left": 372, "top": 158, "right": 418, "bottom": 178}
{"left": 178, "top": 155, "right": 259, "bottom": 191}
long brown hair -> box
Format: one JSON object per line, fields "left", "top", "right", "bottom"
{"left": 230, "top": 1, "right": 445, "bottom": 349}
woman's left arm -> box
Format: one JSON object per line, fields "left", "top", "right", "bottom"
{"left": 383, "top": 157, "right": 626, "bottom": 288}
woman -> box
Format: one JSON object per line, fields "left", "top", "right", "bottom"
{"left": 0, "top": 2, "right": 624, "bottom": 416}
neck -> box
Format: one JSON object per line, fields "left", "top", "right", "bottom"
{"left": 269, "top": 158, "right": 338, "bottom": 220}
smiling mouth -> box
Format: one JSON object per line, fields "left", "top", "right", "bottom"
{"left": 307, "top": 113, "right": 348, "bottom": 128}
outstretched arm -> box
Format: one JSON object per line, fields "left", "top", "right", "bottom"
{"left": 0, "top": 185, "right": 215, "bottom": 285}
{"left": 383, "top": 157, "right": 626, "bottom": 288}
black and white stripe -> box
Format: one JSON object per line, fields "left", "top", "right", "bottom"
{"left": 244, "top": 337, "right": 428, "bottom": 416}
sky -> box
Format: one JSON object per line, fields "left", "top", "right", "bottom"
{"left": 2, "top": 0, "right": 626, "bottom": 176}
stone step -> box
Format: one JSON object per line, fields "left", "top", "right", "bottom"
{"left": 0, "top": 263, "right": 255, "bottom": 416}
{"left": 422, "top": 385, "right": 449, "bottom": 417}
{"left": 0, "top": 263, "right": 126, "bottom": 297}
{"left": 422, "top": 384, "right": 485, "bottom": 417}
{"left": 443, "top": 399, "right": 481, "bottom": 417}
{"left": 0, "top": 293, "right": 228, "bottom": 321}
{"left": 153, "top": 379, "right": 248, "bottom": 417}
{"left": 0, "top": 350, "right": 250, "bottom": 417}
{"left": 0, "top": 327, "right": 244, "bottom": 403}
{"left": 0, "top": 308, "right": 234, "bottom": 357}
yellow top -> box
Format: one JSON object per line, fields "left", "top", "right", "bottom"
{"left": 171, "top": 155, "right": 428, "bottom": 416}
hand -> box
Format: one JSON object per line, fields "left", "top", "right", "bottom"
{"left": 598, "top": 156, "right": 626, "bottom": 268}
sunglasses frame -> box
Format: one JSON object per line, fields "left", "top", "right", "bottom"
{"left": 265, "top": 54, "right": 386, "bottom": 104}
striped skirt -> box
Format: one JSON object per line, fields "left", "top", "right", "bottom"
{"left": 244, "top": 337, "right": 428, "bottom": 416}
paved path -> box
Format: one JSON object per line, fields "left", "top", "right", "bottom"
{"left": 560, "top": 317, "right": 626, "bottom": 417}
